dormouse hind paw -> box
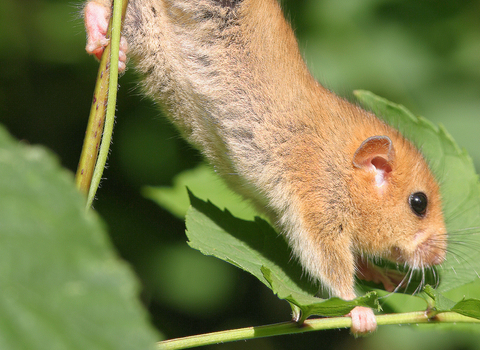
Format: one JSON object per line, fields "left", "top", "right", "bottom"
{"left": 349, "top": 306, "right": 377, "bottom": 336}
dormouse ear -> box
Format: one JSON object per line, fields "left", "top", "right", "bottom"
{"left": 353, "top": 136, "right": 395, "bottom": 188}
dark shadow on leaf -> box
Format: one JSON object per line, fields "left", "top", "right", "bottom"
{"left": 187, "top": 189, "right": 318, "bottom": 296}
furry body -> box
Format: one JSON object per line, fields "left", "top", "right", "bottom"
{"left": 84, "top": 0, "right": 447, "bottom": 334}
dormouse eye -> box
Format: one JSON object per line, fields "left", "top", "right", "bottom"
{"left": 409, "top": 192, "right": 428, "bottom": 217}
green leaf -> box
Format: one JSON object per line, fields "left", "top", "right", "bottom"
{"left": 185, "top": 191, "right": 379, "bottom": 319}
{"left": 422, "top": 285, "right": 457, "bottom": 312}
{"left": 452, "top": 299, "right": 480, "bottom": 320}
{"left": 421, "top": 285, "right": 480, "bottom": 320}
{"left": 355, "top": 90, "right": 480, "bottom": 294}
{"left": 0, "top": 125, "right": 159, "bottom": 350}
{"left": 262, "top": 267, "right": 379, "bottom": 320}
{"left": 185, "top": 190, "right": 314, "bottom": 293}
{"left": 421, "top": 285, "right": 436, "bottom": 304}
{"left": 144, "top": 164, "right": 259, "bottom": 220}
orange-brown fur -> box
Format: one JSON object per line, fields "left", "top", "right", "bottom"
{"left": 84, "top": 0, "right": 447, "bottom": 333}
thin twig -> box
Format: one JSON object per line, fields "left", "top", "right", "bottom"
{"left": 157, "top": 312, "right": 480, "bottom": 350}
{"left": 75, "top": 0, "right": 128, "bottom": 208}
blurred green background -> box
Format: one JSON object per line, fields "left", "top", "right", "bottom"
{"left": 1, "top": 0, "right": 479, "bottom": 349}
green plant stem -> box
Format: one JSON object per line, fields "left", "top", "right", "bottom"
{"left": 75, "top": 0, "right": 128, "bottom": 208}
{"left": 75, "top": 32, "right": 111, "bottom": 196}
{"left": 157, "top": 312, "right": 480, "bottom": 350}
{"left": 86, "top": 0, "right": 128, "bottom": 208}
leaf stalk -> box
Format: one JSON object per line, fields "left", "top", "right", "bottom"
{"left": 157, "top": 312, "right": 480, "bottom": 350}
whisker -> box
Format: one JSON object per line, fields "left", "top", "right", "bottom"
{"left": 420, "top": 265, "right": 426, "bottom": 293}
{"left": 448, "top": 226, "right": 480, "bottom": 234}
{"left": 431, "top": 267, "right": 439, "bottom": 288}
{"left": 446, "top": 247, "right": 480, "bottom": 274}
{"left": 405, "top": 268, "right": 415, "bottom": 293}
{"left": 450, "top": 266, "right": 457, "bottom": 276}
{"left": 412, "top": 266, "right": 422, "bottom": 295}
{"left": 453, "top": 234, "right": 480, "bottom": 242}
{"left": 448, "top": 239, "right": 480, "bottom": 247}
{"left": 448, "top": 250, "right": 462, "bottom": 265}
{"left": 392, "top": 270, "right": 409, "bottom": 294}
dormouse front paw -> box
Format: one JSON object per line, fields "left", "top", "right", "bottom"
{"left": 84, "top": 1, "right": 128, "bottom": 71}
{"left": 356, "top": 258, "right": 405, "bottom": 292}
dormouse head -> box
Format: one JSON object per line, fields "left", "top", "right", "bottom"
{"left": 349, "top": 134, "right": 447, "bottom": 270}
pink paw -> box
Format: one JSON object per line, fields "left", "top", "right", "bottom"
{"left": 357, "top": 258, "right": 405, "bottom": 292}
{"left": 84, "top": 2, "right": 128, "bottom": 71}
{"left": 349, "top": 306, "right": 377, "bottom": 335}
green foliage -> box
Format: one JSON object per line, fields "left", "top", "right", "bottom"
{"left": 0, "top": 125, "right": 159, "bottom": 350}
{"left": 144, "top": 244, "right": 237, "bottom": 317}
{"left": 144, "top": 164, "right": 259, "bottom": 220}
{"left": 185, "top": 191, "right": 380, "bottom": 322}
{"left": 422, "top": 285, "right": 480, "bottom": 320}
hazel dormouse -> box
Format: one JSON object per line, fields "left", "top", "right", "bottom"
{"left": 83, "top": 0, "right": 447, "bottom": 334}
